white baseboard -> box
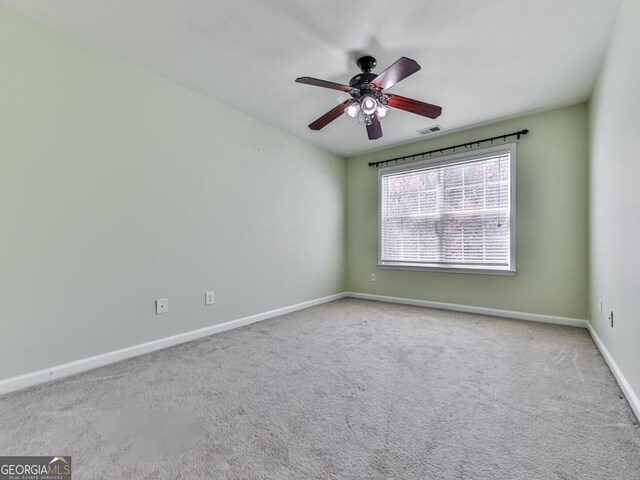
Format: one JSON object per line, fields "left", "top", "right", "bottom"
{"left": 0, "top": 292, "right": 346, "bottom": 397}
{"left": 345, "top": 292, "right": 589, "bottom": 328}
{"left": 8, "top": 290, "right": 637, "bottom": 425}
{"left": 587, "top": 324, "right": 640, "bottom": 422}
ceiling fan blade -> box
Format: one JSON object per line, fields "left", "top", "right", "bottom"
{"left": 387, "top": 94, "right": 442, "bottom": 119}
{"left": 371, "top": 57, "right": 421, "bottom": 91}
{"left": 366, "top": 115, "right": 383, "bottom": 140}
{"left": 308, "top": 101, "right": 350, "bottom": 130}
{"left": 296, "top": 77, "right": 356, "bottom": 92}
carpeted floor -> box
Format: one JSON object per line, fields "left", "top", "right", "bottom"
{"left": 1, "top": 298, "right": 639, "bottom": 479}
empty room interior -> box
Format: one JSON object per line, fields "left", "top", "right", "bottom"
{"left": 1, "top": 0, "right": 640, "bottom": 478}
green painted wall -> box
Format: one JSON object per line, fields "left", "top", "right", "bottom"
{"left": 0, "top": 9, "right": 346, "bottom": 380}
{"left": 589, "top": 0, "right": 640, "bottom": 406}
{"left": 346, "top": 104, "right": 589, "bottom": 319}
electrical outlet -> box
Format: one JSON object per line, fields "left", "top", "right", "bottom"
{"left": 370, "top": 273, "right": 376, "bottom": 282}
{"left": 205, "top": 291, "right": 215, "bottom": 305}
{"left": 156, "top": 298, "right": 168, "bottom": 314}
{"left": 608, "top": 310, "right": 614, "bottom": 328}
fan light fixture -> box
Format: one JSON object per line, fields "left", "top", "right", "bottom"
{"left": 376, "top": 103, "right": 389, "bottom": 119}
{"left": 361, "top": 96, "right": 377, "bottom": 115}
{"left": 346, "top": 97, "right": 389, "bottom": 123}
{"left": 345, "top": 102, "right": 360, "bottom": 119}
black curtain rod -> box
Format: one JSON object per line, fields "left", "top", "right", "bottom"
{"left": 367, "top": 129, "right": 529, "bottom": 168}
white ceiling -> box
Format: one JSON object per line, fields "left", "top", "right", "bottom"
{"left": 0, "top": 0, "right": 622, "bottom": 157}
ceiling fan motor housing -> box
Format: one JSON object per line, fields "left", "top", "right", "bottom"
{"left": 349, "top": 72, "right": 377, "bottom": 91}
{"left": 350, "top": 56, "right": 379, "bottom": 95}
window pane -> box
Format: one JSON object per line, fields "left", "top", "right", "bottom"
{"left": 380, "top": 149, "right": 513, "bottom": 270}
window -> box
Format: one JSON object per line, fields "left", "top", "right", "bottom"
{"left": 378, "top": 144, "right": 516, "bottom": 275}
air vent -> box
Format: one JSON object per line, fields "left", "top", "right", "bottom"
{"left": 417, "top": 125, "right": 443, "bottom": 136}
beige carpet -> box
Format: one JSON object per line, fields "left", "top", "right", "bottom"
{"left": 1, "top": 298, "right": 639, "bottom": 479}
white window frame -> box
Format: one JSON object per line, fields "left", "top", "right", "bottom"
{"left": 377, "top": 143, "right": 516, "bottom": 276}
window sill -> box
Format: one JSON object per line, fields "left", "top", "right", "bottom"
{"left": 377, "top": 263, "right": 517, "bottom": 276}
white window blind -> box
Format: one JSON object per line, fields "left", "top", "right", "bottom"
{"left": 379, "top": 145, "right": 515, "bottom": 273}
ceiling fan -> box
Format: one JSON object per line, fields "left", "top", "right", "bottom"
{"left": 295, "top": 55, "right": 442, "bottom": 140}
